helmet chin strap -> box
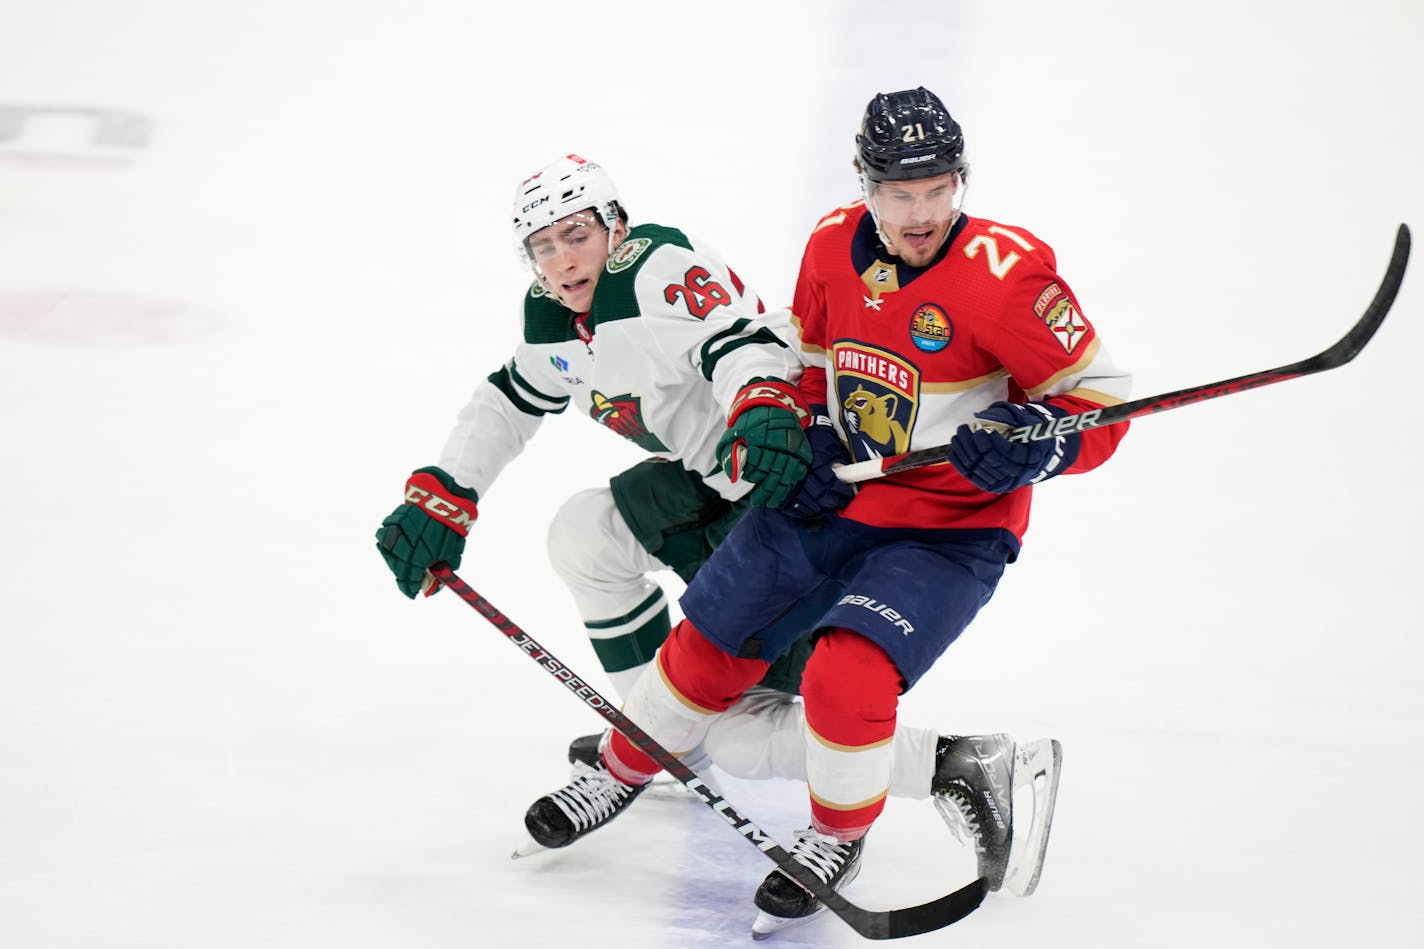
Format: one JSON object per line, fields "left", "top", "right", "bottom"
{"left": 600, "top": 202, "right": 624, "bottom": 258}
{"left": 857, "top": 167, "right": 886, "bottom": 239}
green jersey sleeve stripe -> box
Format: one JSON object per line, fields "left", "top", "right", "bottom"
{"left": 699, "top": 319, "right": 789, "bottom": 381}
{"left": 487, "top": 365, "right": 566, "bottom": 417}
{"left": 509, "top": 359, "right": 569, "bottom": 411}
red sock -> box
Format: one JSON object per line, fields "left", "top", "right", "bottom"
{"left": 801, "top": 629, "right": 902, "bottom": 840}
{"left": 604, "top": 619, "right": 769, "bottom": 780}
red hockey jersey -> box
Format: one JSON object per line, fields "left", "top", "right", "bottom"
{"left": 792, "top": 201, "right": 1132, "bottom": 543}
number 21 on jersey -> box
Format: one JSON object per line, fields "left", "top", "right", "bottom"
{"left": 963, "top": 225, "right": 1035, "bottom": 280}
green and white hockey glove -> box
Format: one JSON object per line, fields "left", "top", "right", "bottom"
{"left": 716, "top": 377, "right": 813, "bottom": 508}
{"left": 375, "top": 466, "right": 478, "bottom": 599}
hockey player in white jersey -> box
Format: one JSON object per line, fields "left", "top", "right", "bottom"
{"left": 378, "top": 154, "right": 810, "bottom": 693}
{"left": 373, "top": 155, "right": 1060, "bottom": 924}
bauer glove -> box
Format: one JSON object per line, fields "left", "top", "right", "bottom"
{"left": 780, "top": 409, "right": 855, "bottom": 519}
{"left": 716, "top": 377, "right": 813, "bottom": 508}
{"left": 948, "top": 401, "right": 1081, "bottom": 494}
{"left": 375, "top": 466, "right": 479, "bottom": 598}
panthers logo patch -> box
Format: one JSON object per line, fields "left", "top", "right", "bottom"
{"left": 832, "top": 342, "right": 920, "bottom": 459}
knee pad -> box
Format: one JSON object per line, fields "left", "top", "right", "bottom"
{"left": 546, "top": 487, "right": 624, "bottom": 586}
{"left": 659, "top": 619, "right": 770, "bottom": 712}
{"left": 801, "top": 629, "right": 902, "bottom": 746}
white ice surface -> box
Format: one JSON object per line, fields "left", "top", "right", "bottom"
{"left": 2, "top": 2, "right": 1422, "bottom": 946}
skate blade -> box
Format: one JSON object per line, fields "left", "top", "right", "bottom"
{"left": 1002, "top": 738, "right": 1062, "bottom": 897}
{"left": 510, "top": 833, "right": 551, "bottom": 860}
{"left": 750, "top": 904, "right": 829, "bottom": 941}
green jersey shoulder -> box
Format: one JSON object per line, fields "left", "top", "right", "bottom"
{"left": 593, "top": 223, "right": 693, "bottom": 327}
{"left": 521, "top": 279, "right": 576, "bottom": 345}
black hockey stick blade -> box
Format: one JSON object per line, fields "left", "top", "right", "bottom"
{"left": 836, "top": 223, "right": 1410, "bottom": 482}
{"left": 428, "top": 565, "right": 988, "bottom": 940}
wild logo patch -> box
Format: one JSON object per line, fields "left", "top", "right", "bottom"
{"left": 832, "top": 341, "right": 920, "bottom": 459}
{"left": 606, "top": 237, "right": 652, "bottom": 274}
{"left": 589, "top": 390, "right": 670, "bottom": 452}
{"left": 909, "top": 302, "right": 952, "bottom": 353}
{"left": 1033, "top": 283, "right": 1088, "bottom": 354}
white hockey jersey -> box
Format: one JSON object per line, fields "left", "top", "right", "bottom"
{"left": 438, "top": 223, "right": 800, "bottom": 502}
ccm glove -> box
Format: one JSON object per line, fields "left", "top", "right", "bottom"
{"left": 781, "top": 409, "right": 855, "bottom": 519}
{"left": 375, "top": 466, "right": 479, "bottom": 598}
{"left": 716, "top": 377, "right": 813, "bottom": 508}
{"left": 947, "top": 401, "right": 1081, "bottom": 494}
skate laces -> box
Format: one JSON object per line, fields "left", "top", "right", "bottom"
{"left": 787, "top": 827, "right": 856, "bottom": 883}
{"left": 549, "top": 761, "right": 637, "bottom": 832}
{"left": 933, "top": 781, "right": 985, "bottom": 852}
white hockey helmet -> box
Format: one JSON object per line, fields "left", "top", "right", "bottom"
{"left": 512, "top": 154, "right": 624, "bottom": 271}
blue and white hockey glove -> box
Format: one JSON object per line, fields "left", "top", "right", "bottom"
{"left": 948, "top": 401, "right": 1081, "bottom": 494}
{"left": 780, "top": 409, "right": 855, "bottom": 519}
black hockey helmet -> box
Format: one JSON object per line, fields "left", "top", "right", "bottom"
{"left": 855, "top": 87, "right": 966, "bottom": 183}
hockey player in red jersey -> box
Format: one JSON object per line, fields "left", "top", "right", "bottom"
{"left": 523, "top": 87, "right": 1133, "bottom": 937}
{"left": 374, "top": 153, "right": 1053, "bottom": 878}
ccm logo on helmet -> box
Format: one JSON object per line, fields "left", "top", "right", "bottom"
{"left": 520, "top": 195, "right": 550, "bottom": 213}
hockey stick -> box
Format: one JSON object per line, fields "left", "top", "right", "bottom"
{"left": 835, "top": 223, "right": 1411, "bottom": 483}
{"left": 428, "top": 564, "right": 987, "bottom": 940}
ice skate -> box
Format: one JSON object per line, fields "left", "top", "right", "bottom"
{"left": 931, "top": 733, "right": 1015, "bottom": 890}
{"left": 513, "top": 759, "right": 647, "bottom": 858}
{"left": 931, "top": 734, "right": 1062, "bottom": 895}
{"left": 1000, "top": 737, "right": 1062, "bottom": 896}
{"left": 749, "top": 827, "right": 864, "bottom": 940}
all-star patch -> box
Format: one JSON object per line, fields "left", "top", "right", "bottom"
{"left": 606, "top": 237, "right": 652, "bottom": 274}
{"left": 909, "top": 302, "right": 952, "bottom": 353}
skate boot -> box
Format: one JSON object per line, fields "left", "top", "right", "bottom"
{"left": 522, "top": 759, "right": 647, "bottom": 850}
{"left": 931, "top": 733, "right": 1015, "bottom": 890}
{"left": 566, "top": 731, "right": 603, "bottom": 768}
{"left": 750, "top": 827, "right": 864, "bottom": 940}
